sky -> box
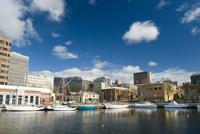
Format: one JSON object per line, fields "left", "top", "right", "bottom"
{"left": 0, "top": 0, "right": 200, "bottom": 84}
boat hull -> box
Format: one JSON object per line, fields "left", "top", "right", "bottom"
{"left": 105, "top": 104, "right": 129, "bottom": 109}
{"left": 133, "top": 104, "right": 157, "bottom": 108}
{"left": 5, "top": 105, "right": 44, "bottom": 111}
{"left": 53, "top": 105, "right": 77, "bottom": 111}
{"left": 78, "top": 105, "right": 96, "bottom": 110}
{"left": 164, "top": 105, "right": 189, "bottom": 108}
{"left": 197, "top": 105, "right": 200, "bottom": 110}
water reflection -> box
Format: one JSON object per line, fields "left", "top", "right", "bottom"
{"left": 134, "top": 108, "right": 157, "bottom": 114}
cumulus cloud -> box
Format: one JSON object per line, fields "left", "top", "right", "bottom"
{"left": 88, "top": 0, "right": 96, "bottom": 5}
{"left": 52, "top": 45, "right": 78, "bottom": 59}
{"left": 65, "top": 40, "right": 72, "bottom": 46}
{"left": 148, "top": 61, "right": 158, "bottom": 67}
{"left": 182, "top": 7, "right": 200, "bottom": 23}
{"left": 51, "top": 32, "right": 60, "bottom": 38}
{"left": 123, "top": 21, "right": 160, "bottom": 44}
{"left": 0, "top": 0, "right": 40, "bottom": 47}
{"left": 156, "top": 0, "right": 170, "bottom": 9}
{"left": 191, "top": 27, "right": 200, "bottom": 35}
{"left": 93, "top": 60, "right": 110, "bottom": 69}
{"left": 30, "top": 0, "right": 66, "bottom": 22}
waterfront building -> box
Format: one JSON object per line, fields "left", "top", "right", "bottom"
{"left": 80, "top": 91, "right": 99, "bottom": 104}
{"left": 139, "top": 82, "right": 177, "bottom": 102}
{"left": 191, "top": 74, "right": 200, "bottom": 84}
{"left": 0, "top": 34, "right": 11, "bottom": 85}
{"left": 27, "top": 75, "right": 54, "bottom": 90}
{"left": 93, "top": 77, "right": 111, "bottom": 93}
{"left": 0, "top": 85, "right": 52, "bottom": 106}
{"left": 8, "top": 52, "right": 29, "bottom": 86}
{"left": 182, "top": 83, "right": 200, "bottom": 102}
{"left": 101, "top": 86, "right": 130, "bottom": 102}
{"left": 133, "top": 71, "right": 150, "bottom": 85}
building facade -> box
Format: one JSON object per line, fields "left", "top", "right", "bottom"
{"left": 134, "top": 71, "right": 150, "bottom": 85}
{"left": 182, "top": 83, "right": 200, "bottom": 102}
{"left": 27, "top": 75, "right": 54, "bottom": 90}
{"left": 0, "top": 85, "right": 52, "bottom": 106}
{"left": 191, "top": 74, "right": 200, "bottom": 84}
{"left": 0, "top": 34, "right": 11, "bottom": 85}
{"left": 8, "top": 52, "right": 29, "bottom": 86}
{"left": 139, "top": 82, "right": 177, "bottom": 102}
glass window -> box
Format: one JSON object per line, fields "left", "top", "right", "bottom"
{"left": 25, "top": 96, "right": 28, "bottom": 104}
{"left": 30, "top": 96, "right": 34, "bottom": 103}
{"left": 6, "top": 95, "right": 10, "bottom": 105}
{"left": 12, "top": 95, "right": 16, "bottom": 105}
{"left": 18, "top": 96, "right": 22, "bottom": 105}
{"left": 35, "top": 96, "right": 39, "bottom": 105}
{"left": 0, "top": 95, "right": 3, "bottom": 105}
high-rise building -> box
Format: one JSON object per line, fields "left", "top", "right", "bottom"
{"left": 134, "top": 71, "right": 150, "bottom": 85}
{"left": 0, "top": 34, "right": 11, "bottom": 85}
{"left": 191, "top": 74, "right": 200, "bottom": 84}
{"left": 8, "top": 52, "right": 29, "bottom": 86}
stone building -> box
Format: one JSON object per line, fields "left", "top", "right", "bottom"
{"left": 182, "top": 83, "right": 200, "bottom": 102}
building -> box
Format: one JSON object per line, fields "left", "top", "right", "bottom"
{"left": 80, "top": 91, "right": 99, "bottom": 104}
{"left": 0, "top": 85, "right": 52, "bottom": 106}
{"left": 182, "top": 83, "right": 200, "bottom": 102}
{"left": 93, "top": 77, "right": 110, "bottom": 94}
{"left": 8, "top": 52, "right": 29, "bottom": 86}
{"left": 0, "top": 34, "right": 11, "bottom": 85}
{"left": 134, "top": 71, "right": 150, "bottom": 85}
{"left": 101, "top": 86, "right": 131, "bottom": 102}
{"left": 191, "top": 74, "right": 200, "bottom": 84}
{"left": 27, "top": 75, "right": 54, "bottom": 90}
{"left": 139, "top": 82, "right": 177, "bottom": 102}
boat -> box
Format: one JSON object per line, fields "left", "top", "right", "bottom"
{"left": 132, "top": 101, "right": 157, "bottom": 108}
{"left": 5, "top": 105, "right": 44, "bottom": 111}
{"left": 164, "top": 101, "right": 189, "bottom": 108}
{"left": 78, "top": 104, "right": 96, "bottom": 110}
{"left": 197, "top": 104, "right": 200, "bottom": 110}
{"left": 104, "top": 103, "right": 129, "bottom": 109}
{"left": 53, "top": 105, "right": 77, "bottom": 111}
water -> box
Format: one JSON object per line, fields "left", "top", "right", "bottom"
{"left": 0, "top": 109, "right": 200, "bottom": 134}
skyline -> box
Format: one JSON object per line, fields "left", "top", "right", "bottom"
{"left": 1, "top": 0, "right": 200, "bottom": 83}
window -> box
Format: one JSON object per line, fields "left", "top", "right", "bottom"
{"left": 35, "top": 96, "right": 39, "bottom": 105}
{"left": 0, "top": 95, "right": 3, "bottom": 105}
{"left": 12, "top": 95, "right": 16, "bottom": 105}
{"left": 25, "top": 96, "right": 28, "bottom": 104}
{"left": 30, "top": 96, "right": 34, "bottom": 103}
{"left": 18, "top": 96, "right": 22, "bottom": 105}
{"left": 6, "top": 95, "right": 10, "bottom": 105}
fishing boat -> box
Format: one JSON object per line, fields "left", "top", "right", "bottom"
{"left": 133, "top": 101, "right": 157, "bottom": 108}
{"left": 164, "top": 101, "right": 189, "bottom": 108}
{"left": 104, "top": 103, "right": 129, "bottom": 109}
{"left": 5, "top": 105, "right": 44, "bottom": 111}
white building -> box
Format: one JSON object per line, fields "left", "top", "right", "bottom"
{"left": 80, "top": 91, "right": 99, "bottom": 104}
{"left": 0, "top": 85, "right": 52, "bottom": 106}
{"left": 27, "top": 75, "right": 54, "bottom": 90}
{"left": 8, "top": 52, "right": 29, "bottom": 86}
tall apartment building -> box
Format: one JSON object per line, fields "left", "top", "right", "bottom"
{"left": 133, "top": 71, "right": 151, "bottom": 85}
{"left": 8, "top": 52, "right": 29, "bottom": 86}
{"left": 0, "top": 34, "right": 11, "bottom": 85}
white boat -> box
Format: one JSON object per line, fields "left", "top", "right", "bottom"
{"left": 164, "top": 101, "right": 189, "bottom": 108}
{"left": 5, "top": 105, "right": 44, "bottom": 111}
{"left": 53, "top": 105, "right": 77, "bottom": 111}
{"left": 104, "top": 103, "right": 129, "bottom": 109}
{"left": 133, "top": 101, "right": 157, "bottom": 108}
{"left": 197, "top": 104, "right": 200, "bottom": 110}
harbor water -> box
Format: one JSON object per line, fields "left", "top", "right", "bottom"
{"left": 0, "top": 109, "right": 200, "bottom": 134}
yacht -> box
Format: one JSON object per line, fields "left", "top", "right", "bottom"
{"left": 133, "top": 101, "right": 157, "bottom": 108}
{"left": 78, "top": 104, "right": 96, "bottom": 110}
{"left": 164, "top": 101, "right": 189, "bottom": 108}
{"left": 197, "top": 104, "right": 200, "bottom": 110}
{"left": 104, "top": 103, "right": 129, "bottom": 109}
{"left": 5, "top": 105, "right": 44, "bottom": 111}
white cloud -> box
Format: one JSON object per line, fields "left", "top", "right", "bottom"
{"left": 30, "top": 0, "right": 66, "bottom": 22}
{"left": 51, "top": 32, "right": 60, "bottom": 38}
{"left": 148, "top": 61, "right": 158, "bottom": 67}
{"left": 52, "top": 45, "right": 78, "bottom": 59}
{"left": 0, "top": 0, "right": 40, "bottom": 47}
{"left": 123, "top": 21, "right": 160, "bottom": 44}
{"left": 156, "top": 0, "right": 170, "bottom": 9}
{"left": 65, "top": 40, "right": 72, "bottom": 46}
{"left": 182, "top": 7, "right": 200, "bottom": 23}
{"left": 93, "top": 60, "right": 110, "bottom": 69}
{"left": 191, "top": 27, "right": 200, "bottom": 35}
{"left": 88, "top": 0, "right": 96, "bottom": 5}
{"left": 151, "top": 68, "right": 193, "bottom": 84}
{"left": 176, "top": 4, "right": 188, "bottom": 12}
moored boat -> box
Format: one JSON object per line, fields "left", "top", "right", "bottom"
{"left": 197, "top": 104, "right": 200, "bottom": 110}
{"left": 164, "top": 101, "right": 189, "bottom": 108}
{"left": 104, "top": 103, "right": 129, "bottom": 109}
{"left": 53, "top": 105, "right": 77, "bottom": 111}
{"left": 5, "top": 105, "right": 44, "bottom": 111}
{"left": 133, "top": 101, "right": 157, "bottom": 108}
{"left": 78, "top": 104, "right": 96, "bottom": 110}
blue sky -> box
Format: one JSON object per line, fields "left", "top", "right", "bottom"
{"left": 1, "top": 0, "right": 200, "bottom": 83}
